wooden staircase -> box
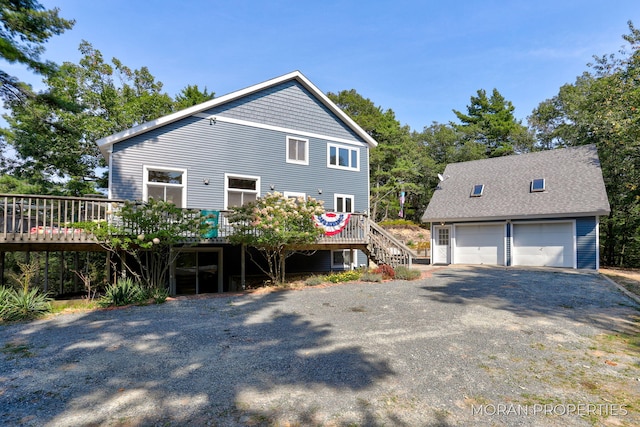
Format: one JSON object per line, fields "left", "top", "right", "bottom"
{"left": 365, "top": 221, "right": 416, "bottom": 268}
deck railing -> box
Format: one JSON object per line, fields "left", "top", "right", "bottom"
{"left": 0, "top": 194, "right": 414, "bottom": 266}
{"left": 0, "top": 194, "right": 371, "bottom": 246}
{"left": 0, "top": 194, "right": 119, "bottom": 243}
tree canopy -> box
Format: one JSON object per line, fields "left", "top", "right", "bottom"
{"left": 529, "top": 21, "right": 640, "bottom": 266}
{"left": 328, "top": 89, "right": 434, "bottom": 222}
{"left": 0, "top": 0, "right": 74, "bottom": 103}
{"left": 1, "top": 41, "right": 176, "bottom": 195}
{"left": 0, "top": 11, "right": 637, "bottom": 269}
{"left": 453, "top": 88, "right": 534, "bottom": 157}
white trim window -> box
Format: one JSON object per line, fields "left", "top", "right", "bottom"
{"left": 225, "top": 174, "right": 260, "bottom": 208}
{"left": 284, "top": 191, "right": 306, "bottom": 201}
{"left": 286, "top": 136, "right": 309, "bottom": 165}
{"left": 334, "top": 193, "right": 354, "bottom": 213}
{"left": 143, "top": 166, "right": 187, "bottom": 208}
{"left": 332, "top": 249, "right": 355, "bottom": 270}
{"left": 327, "top": 143, "right": 359, "bottom": 171}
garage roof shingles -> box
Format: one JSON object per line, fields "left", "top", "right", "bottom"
{"left": 422, "top": 145, "right": 611, "bottom": 222}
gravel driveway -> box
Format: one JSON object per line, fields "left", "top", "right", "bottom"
{"left": 1, "top": 266, "right": 639, "bottom": 426}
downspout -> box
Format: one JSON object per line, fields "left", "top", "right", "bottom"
{"left": 107, "top": 148, "right": 113, "bottom": 200}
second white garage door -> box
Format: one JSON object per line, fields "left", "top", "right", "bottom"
{"left": 454, "top": 224, "right": 505, "bottom": 265}
{"left": 512, "top": 222, "right": 575, "bottom": 268}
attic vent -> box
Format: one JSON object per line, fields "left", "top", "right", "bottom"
{"left": 531, "top": 178, "right": 545, "bottom": 192}
{"left": 470, "top": 184, "right": 484, "bottom": 197}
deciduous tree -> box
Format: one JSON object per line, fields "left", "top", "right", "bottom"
{"left": 1, "top": 41, "right": 174, "bottom": 195}
{"left": 78, "top": 198, "right": 210, "bottom": 291}
{"left": 173, "top": 84, "right": 214, "bottom": 110}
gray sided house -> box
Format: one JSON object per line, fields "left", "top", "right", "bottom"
{"left": 96, "top": 71, "right": 377, "bottom": 293}
{"left": 422, "top": 145, "right": 610, "bottom": 270}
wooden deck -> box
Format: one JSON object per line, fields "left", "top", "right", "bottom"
{"left": 0, "top": 194, "right": 373, "bottom": 251}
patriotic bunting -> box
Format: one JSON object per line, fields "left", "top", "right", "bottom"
{"left": 314, "top": 212, "right": 351, "bottom": 236}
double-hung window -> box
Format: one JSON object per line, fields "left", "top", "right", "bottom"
{"left": 144, "top": 166, "right": 186, "bottom": 208}
{"left": 225, "top": 174, "right": 260, "bottom": 208}
{"left": 286, "top": 136, "right": 308, "bottom": 165}
{"left": 328, "top": 143, "right": 359, "bottom": 171}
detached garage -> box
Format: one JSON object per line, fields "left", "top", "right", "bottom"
{"left": 423, "top": 145, "right": 610, "bottom": 270}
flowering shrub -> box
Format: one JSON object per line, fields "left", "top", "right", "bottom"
{"left": 325, "top": 270, "right": 362, "bottom": 283}
{"left": 78, "top": 199, "right": 209, "bottom": 290}
{"left": 227, "top": 192, "right": 325, "bottom": 284}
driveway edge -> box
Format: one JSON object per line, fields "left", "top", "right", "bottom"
{"left": 599, "top": 273, "right": 640, "bottom": 305}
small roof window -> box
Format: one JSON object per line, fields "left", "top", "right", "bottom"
{"left": 531, "top": 178, "right": 545, "bottom": 192}
{"left": 470, "top": 184, "right": 484, "bottom": 197}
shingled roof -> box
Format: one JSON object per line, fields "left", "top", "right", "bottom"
{"left": 421, "top": 145, "right": 610, "bottom": 223}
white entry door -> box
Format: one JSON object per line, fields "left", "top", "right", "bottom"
{"left": 433, "top": 226, "right": 451, "bottom": 264}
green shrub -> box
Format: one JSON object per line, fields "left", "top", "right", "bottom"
{"left": 147, "top": 286, "right": 169, "bottom": 304}
{"left": 99, "top": 278, "right": 145, "bottom": 307}
{"left": 326, "top": 270, "right": 362, "bottom": 283}
{"left": 361, "top": 272, "right": 383, "bottom": 282}
{"left": 394, "top": 266, "right": 422, "bottom": 280}
{"left": 1, "top": 286, "right": 52, "bottom": 322}
{"left": 0, "top": 286, "right": 10, "bottom": 319}
{"left": 304, "top": 275, "right": 325, "bottom": 286}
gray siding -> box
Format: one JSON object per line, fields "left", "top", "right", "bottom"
{"left": 576, "top": 216, "right": 597, "bottom": 269}
{"left": 204, "top": 81, "right": 361, "bottom": 142}
{"left": 110, "top": 81, "right": 370, "bottom": 214}
{"left": 111, "top": 119, "right": 369, "bottom": 212}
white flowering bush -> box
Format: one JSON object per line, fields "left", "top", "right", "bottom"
{"left": 227, "top": 192, "right": 325, "bottom": 284}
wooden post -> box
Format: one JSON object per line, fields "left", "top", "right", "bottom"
{"left": 169, "top": 248, "right": 176, "bottom": 296}
{"left": 59, "top": 251, "right": 65, "bottom": 295}
{"left": 0, "top": 251, "right": 4, "bottom": 287}
{"left": 241, "top": 244, "right": 246, "bottom": 290}
{"left": 44, "top": 251, "right": 49, "bottom": 293}
{"left": 73, "top": 252, "right": 79, "bottom": 292}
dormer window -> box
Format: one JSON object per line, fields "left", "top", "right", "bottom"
{"left": 471, "top": 184, "right": 484, "bottom": 197}
{"left": 531, "top": 178, "right": 545, "bottom": 192}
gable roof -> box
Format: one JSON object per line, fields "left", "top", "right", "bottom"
{"left": 422, "top": 145, "right": 610, "bottom": 223}
{"left": 96, "top": 70, "right": 377, "bottom": 159}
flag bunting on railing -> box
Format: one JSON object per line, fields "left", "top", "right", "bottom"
{"left": 314, "top": 212, "right": 351, "bottom": 236}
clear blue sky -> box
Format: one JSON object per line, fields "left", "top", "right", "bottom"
{"left": 8, "top": 0, "right": 640, "bottom": 131}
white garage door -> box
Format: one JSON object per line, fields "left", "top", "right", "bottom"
{"left": 512, "top": 222, "right": 574, "bottom": 268}
{"left": 454, "top": 224, "right": 505, "bottom": 265}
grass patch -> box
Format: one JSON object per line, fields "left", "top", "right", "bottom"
{"left": 602, "top": 270, "right": 640, "bottom": 298}
{"left": 304, "top": 275, "right": 325, "bottom": 286}
{"left": 361, "top": 271, "right": 383, "bottom": 282}
{"left": 1, "top": 342, "right": 33, "bottom": 359}
{"left": 51, "top": 299, "right": 99, "bottom": 314}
